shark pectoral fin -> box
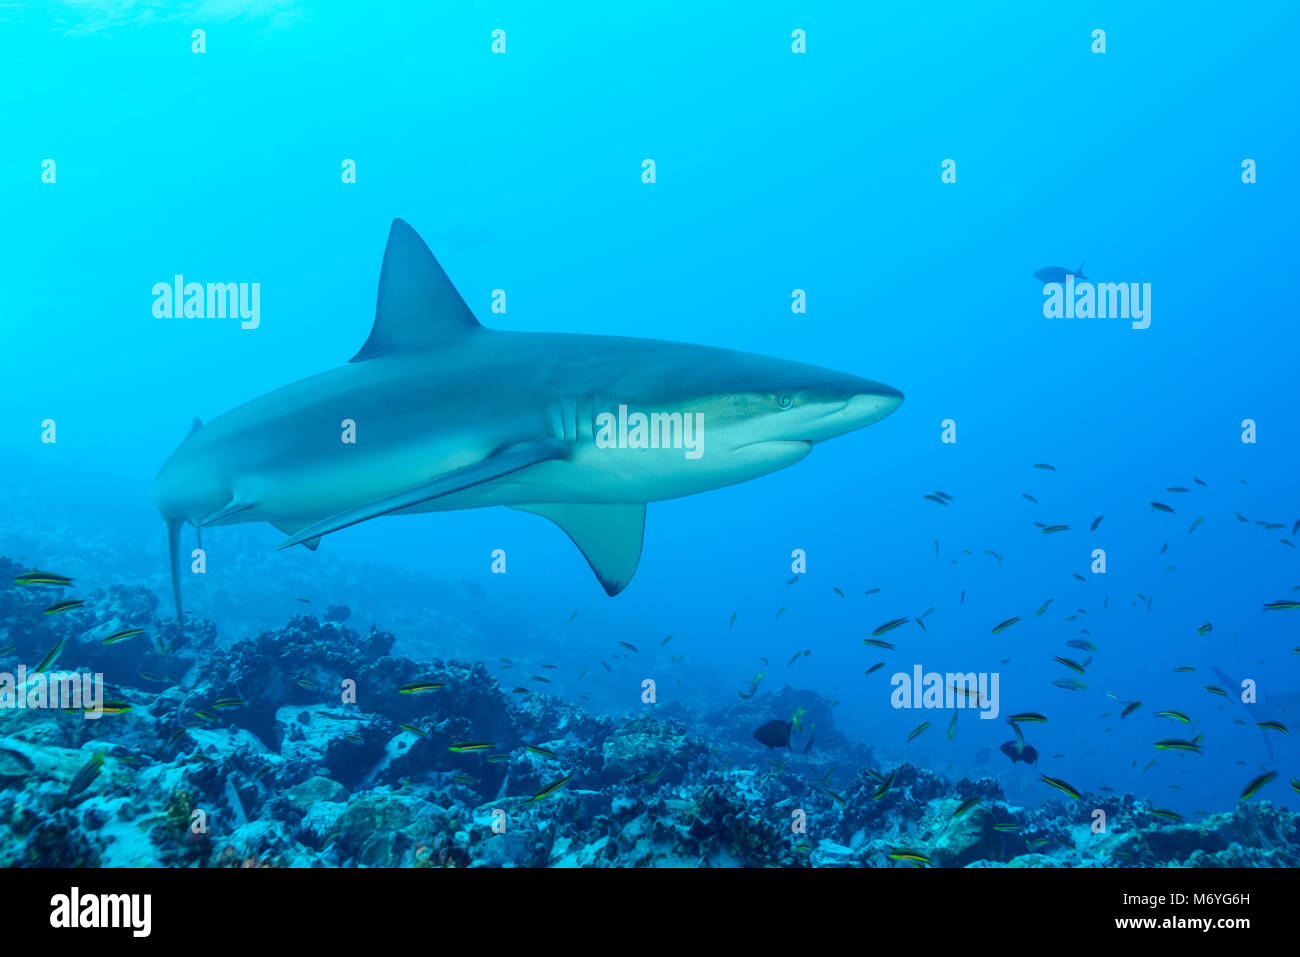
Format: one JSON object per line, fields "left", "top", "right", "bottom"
{"left": 274, "top": 439, "right": 567, "bottom": 550}
{"left": 349, "top": 219, "right": 482, "bottom": 363}
{"left": 513, "top": 503, "right": 646, "bottom": 596}
{"left": 166, "top": 517, "right": 184, "bottom": 618}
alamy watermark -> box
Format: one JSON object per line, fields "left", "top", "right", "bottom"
{"left": 594, "top": 405, "right": 704, "bottom": 460}
{"left": 0, "top": 668, "right": 105, "bottom": 718}
{"left": 1042, "top": 275, "right": 1151, "bottom": 330}
{"left": 891, "top": 664, "right": 1000, "bottom": 719}
{"left": 152, "top": 275, "right": 260, "bottom": 329}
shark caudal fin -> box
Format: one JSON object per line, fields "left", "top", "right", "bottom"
{"left": 512, "top": 503, "right": 646, "bottom": 596}
{"left": 349, "top": 219, "right": 482, "bottom": 362}
{"left": 166, "top": 517, "right": 184, "bottom": 619}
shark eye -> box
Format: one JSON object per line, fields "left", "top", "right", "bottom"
{"left": 775, "top": 394, "right": 794, "bottom": 410}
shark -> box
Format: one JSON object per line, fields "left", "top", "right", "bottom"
{"left": 153, "top": 219, "right": 903, "bottom": 615}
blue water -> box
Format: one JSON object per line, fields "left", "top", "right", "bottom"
{"left": 2, "top": 1, "right": 1297, "bottom": 821}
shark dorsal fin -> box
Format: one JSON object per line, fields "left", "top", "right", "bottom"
{"left": 350, "top": 219, "right": 480, "bottom": 362}
{"left": 188, "top": 417, "right": 203, "bottom": 437}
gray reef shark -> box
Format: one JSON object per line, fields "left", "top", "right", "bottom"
{"left": 153, "top": 220, "right": 903, "bottom": 614}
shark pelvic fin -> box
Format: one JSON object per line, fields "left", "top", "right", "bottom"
{"left": 512, "top": 503, "right": 646, "bottom": 596}
{"left": 166, "top": 517, "right": 184, "bottom": 618}
{"left": 350, "top": 219, "right": 481, "bottom": 362}
{"left": 274, "top": 439, "right": 567, "bottom": 550}
{"left": 201, "top": 497, "right": 255, "bottom": 527}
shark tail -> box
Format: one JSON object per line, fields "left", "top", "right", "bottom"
{"left": 166, "top": 517, "right": 184, "bottom": 620}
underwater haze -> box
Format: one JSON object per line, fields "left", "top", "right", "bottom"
{"left": 1, "top": 1, "right": 1298, "bottom": 869}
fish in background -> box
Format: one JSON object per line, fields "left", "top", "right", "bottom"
{"left": 1033, "top": 263, "right": 1087, "bottom": 282}
{"left": 753, "top": 719, "right": 793, "bottom": 749}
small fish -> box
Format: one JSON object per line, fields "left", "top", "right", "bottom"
{"left": 1240, "top": 770, "right": 1278, "bottom": 801}
{"left": 399, "top": 681, "right": 444, "bottom": 694}
{"left": 449, "top": 742, "right": 496, "bottom": 752}
{"left": 194, "top": 710, "right": 217, "bottom": 722}
{"left": 1154, "top": 739, "right": 1202, "bottom": 753}
{"left": 1196, "top": 623, "right": 1212, "bottom": 636}
{"left": 933, "top": 491, "right": 952, "bottom": 502}
{"left": 1065, "top": 639, "right": 1096, "bottom": 652}
{"left": 953, "top": 796, "right": 980, "bottom": 817}
{"left": 1072, "top": 573, "right": 1086, "bottom": 581}
{"left": 1039, "top": 774, "right": 1081, "bottom": 799}
{"left": 991, "top": 616, "right": 1021, "bottom": 634}
{"left": 1262, "top": 600, "right": 1300, "bottom": 611}
{"left": 1256, "top": 721, "right": 1289, "bottom": 734}
{"left": 33, "top": 638, "right": 66, "bottom": 674}
{"left": 1021, "top": 493, "right": 1038, "bottom": 504}
{"left": 511, "top": 686, "right": 531, "bottom": 695}
{"left": 993, "top": 823, "right": 1021, "bottom": 832}
{"left": 1041, "top": 525, "right": 1070, "bottom": 534}
{"left": 1204, "top": 685, "right": 1228, "bottom": 697}
{"left": 68, "top": 751, "right": 106, "bottom": 798}
{"left": 15, "top": 570, "right": 74, "bottom": 587}
{"left": 1173, "top": 666, "right": 1195, "bottom": 673}
{"left": 775, "top": 607, "right": 786, "bottom": 620}
{"left": 865, "top": 662, "right": 885, "bottom": 675}
{"left": 101, "top": 629, "right": 144, "bottom": 645}
{"left": 872, "top": 618, "right": 909, "bottom": 636}
{"left": 398, "top": 723, "right": 428, "bottom": 738}
{"left": 923, "top": 494, "right": 948, "bottom": 506}
{"left": 947, "top": 712, "right": 958, "bottom": 739}
{"left": 619, "top": 641, "right": 638, "bottom": 652}
{"left": 532, "top": 675, "right": 551, "bottom": 683}
{"left": 1149, "top": 501, "right": 1175, "bottom": 514}
{"left": 92, "top": 700, "right": 131, "bottom": 715}
{"left": 1008, "top": 712, "right": 1047, "bottom": 724}
{"left": 453, "top": 774, "right": 478, "bottom": 785}
{"left": 905, "top": 722, "right": 929, "bottom": 742}
{"left": 1155, "top": 710, "right": 1190, "bottom": 723}
{"left": 662, "top": 635, "right": 674, "bottom": 646}
{"left": 864, "top": 587, "right": 881, "bottom": 595}
{"left": 295, "top": 678, "right": 315, "bottom": 690}
{"left": 541, "top": 664, "right": 558, "bottom": 670}
{"left": 486, "top": 754, "right": 510, "bottom": 763}
{"left": 832, "top": 587, "right": 845, "bottom": 599}
{"left": 871, "top": 770, "right": 896, "bottom": 800}
{"left": 344, "top": 733, "right": 363, "bottom": 744}
{"left": 1051, "top": 678, "right": 1087, "bottom": 692}
{"left": 524, "top": 745, "right": 558, "bottom": 758}
{"left": 295, "top": 597, "right": 310, "bottom": 603}
{"left": 887, "top": 848, "right": 931, "bottom": 865}
{"left": 644, "top": 767, "right": 665, "bottom": 785}
{"left": 861, "top": 638, "right": 895, "bottom": 650}
{"left": 1120, "top": 702, "right": 1141, "bottom": 719}
{"left": 1035, "top": 599, "right": 1054, "bottom": 617}
{"left": 785, "top": 575, "right": 798, "bottom": 585}
{"left": 1053, "top": 656, "right": 1086, "bottom": 674}
{"left": 43, "top": 599, "right": 84, "bottom": 616}
{"left": 212, "top": 697, "right": 244, "bottom": 710}
{"left": 600, "top": 661, "right": 611, "bottom": 672}
{"left": 1090, "top": 515, "right": 1103, "bottom": 531}
{"left": 1033, "top": 463, "right": 1056, "bottom": 471}
{"left": 529, "top": 775, "right": 573, "bottom": 803}
{"left": 568, "top": 609, "right": 578, "bottom": 622}
{"left": 729, "top": 612, "right": 737, "bottom": 630}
